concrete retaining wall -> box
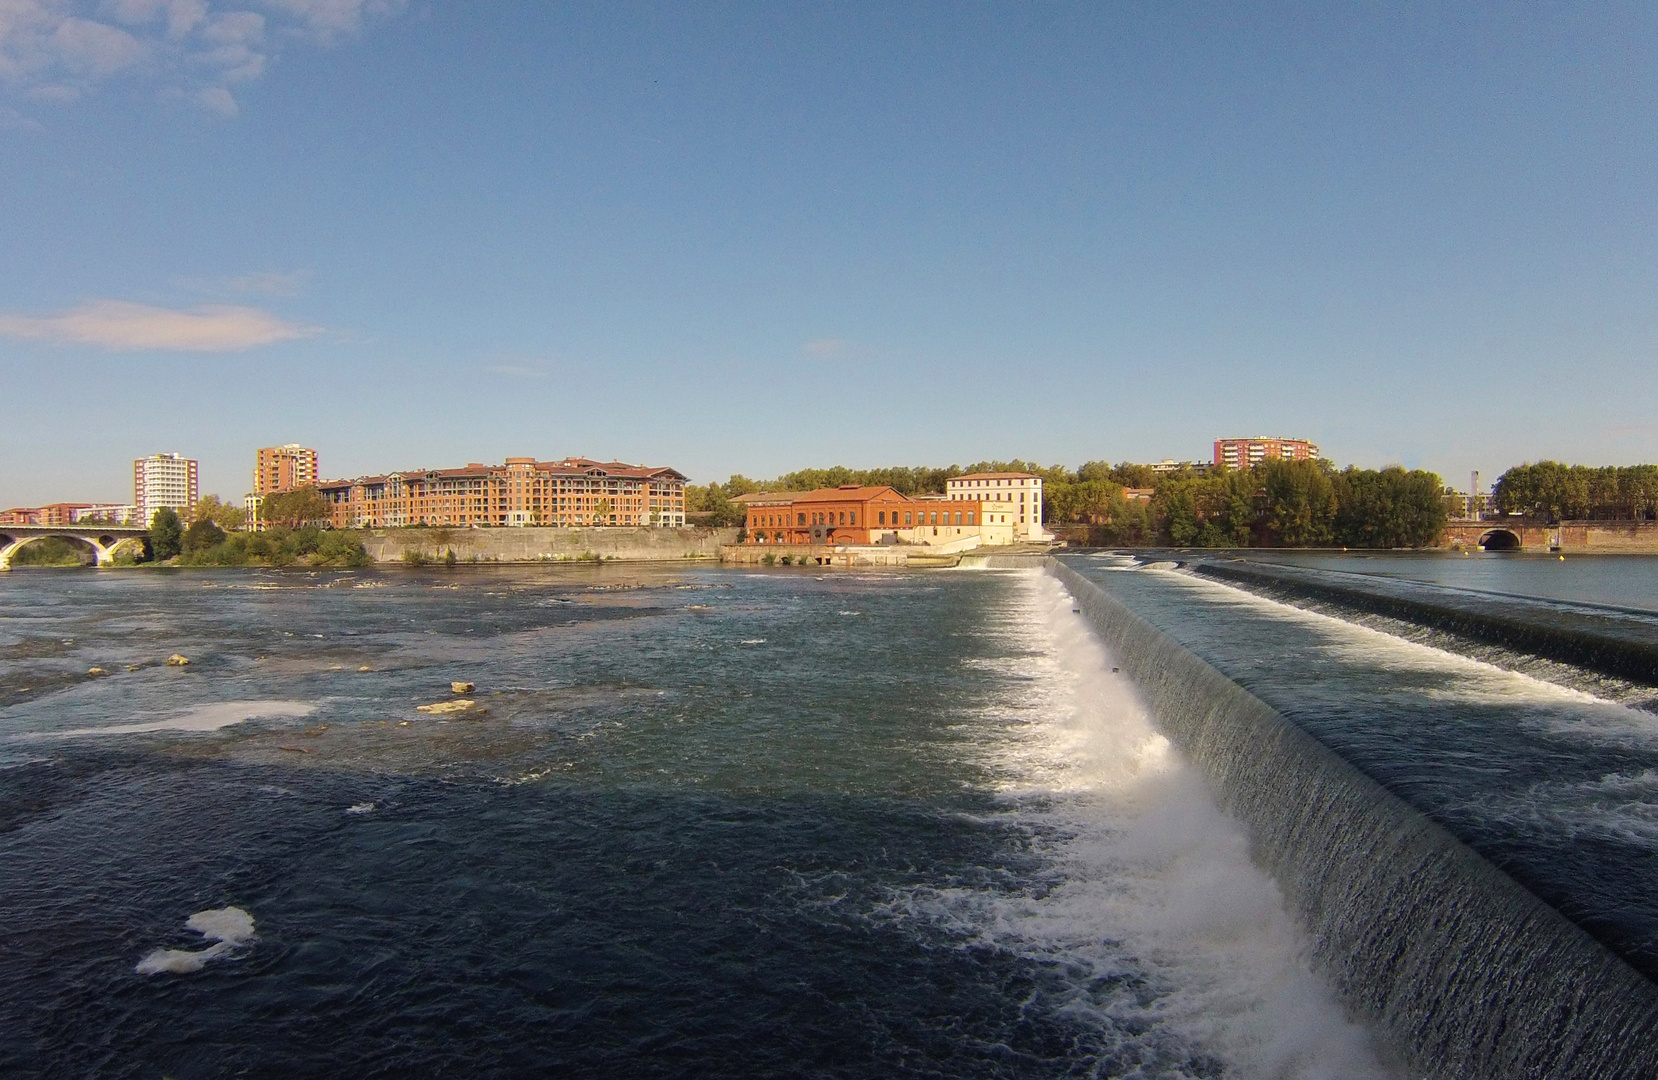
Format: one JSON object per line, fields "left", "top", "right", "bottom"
{"left": 362, "top": 526, "right": 737, "bottom": 564}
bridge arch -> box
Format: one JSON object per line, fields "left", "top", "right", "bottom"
{"left": 1478, "top": 528, "right": 1522, "bottom": 552}
{"left": 0, "top": 533, "right": 102, "bottom": 568}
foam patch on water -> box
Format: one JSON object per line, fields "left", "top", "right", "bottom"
{"left": 20, "top": 700, "right": 317, "bottom": 739}
{"left": 914, "top": 571, "right": 1402, "bottom": 1078}
{"left": 136, "top": 906, "right": 256, "bottom": 975}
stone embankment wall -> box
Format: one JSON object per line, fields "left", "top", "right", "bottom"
{"left": 1441, "top": 519, "right": 1658, "bottom": 552}
{"left": 362, "top": 527, "right": 737, "bottom": 564}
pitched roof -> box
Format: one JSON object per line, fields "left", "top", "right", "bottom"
{"left": 951, "top": 472, "right": 1040, "bottom": 480}
{"left": 789, "top": 486, "right": 908, "bottom": 503}
{"left": 733, "top": 491, "right": 797, "bottom": 505}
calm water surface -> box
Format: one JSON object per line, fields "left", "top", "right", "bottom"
{"left": 1235, "top": 550, "right": 1658, "bottom": 613}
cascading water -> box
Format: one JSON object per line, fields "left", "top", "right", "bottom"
{"left": 1049, "top": 557, "right": 1658, "bottom": 1080}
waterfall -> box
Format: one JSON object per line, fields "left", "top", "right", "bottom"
{"left": 1049, "top": 559, "right": 1658, "bottom": 1080}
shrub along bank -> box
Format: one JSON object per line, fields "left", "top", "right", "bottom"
{"left": 175, "top": 524, "right": 369, "bottom": 568}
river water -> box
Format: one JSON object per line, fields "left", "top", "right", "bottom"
{"left": 0, "top": 566, "right": 1395, "bottom": 1079}
{"left": 1061, "top": 553, "right": 1658, "bottom": 986}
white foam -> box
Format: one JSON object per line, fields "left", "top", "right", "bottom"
{"left": 917, "top": 571, "right": 1401, "bottom": 1078}
{"left": 1158, "top": 569, "right": 1658, "bottom": 742}
{"left": 19, "top": 700, "right": 317, "bottom": 739}
{"left": 345, "top": 802, "right": 375, "bottom": 814}
{"left": 136, "top": 906, "right": 256, "bottom": 976}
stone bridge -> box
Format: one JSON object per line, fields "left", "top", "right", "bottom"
{"left": 1441, "top": 518, "right": 1658, "bottom": 553}
{"left": 0, "top": 524, "right": 149, "bottom": 569}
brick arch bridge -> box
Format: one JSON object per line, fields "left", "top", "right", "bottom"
{"left": 0, "top": 525, "right": 150, "bottom": 570}
{"left": 1441, "top": 519, "right": 1658, "bottom": 553}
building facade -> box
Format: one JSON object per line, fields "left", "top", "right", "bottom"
{"left": 74, "top": 504, "right": 138, "bottom": 524}
{"left": 317, "top": 456, "right": 687, "bottom": 529}
{"left": 254, "top": 444, "right": 319, "bottom": 496}
{"left": 944, "top": 472, "right": 1052, "bottom": 541}
{"left": 134, "top": 453, "right": 198, "bottom": 525}
{"left": 1212, "top": 437, "right": 1320, "bottom": 470}
{"left": 740, "top": 486, "right": 1012, "bottom": 547}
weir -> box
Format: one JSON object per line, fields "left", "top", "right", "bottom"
{"left": 1048, "top": 558, "right": 1658, "bottom": 1080}
{"left": 1193, "top": 559, "right": 1658, "bottom": 687}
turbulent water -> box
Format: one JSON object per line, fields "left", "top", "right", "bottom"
{"left": 1061, "top": 554, "right": 1658, "bottom": 984}
{"left": 0, "top": 566, "right": 1393, "bottom": 1079}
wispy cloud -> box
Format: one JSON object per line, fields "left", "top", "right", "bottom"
{"left": 0, "top": 1, "right": 403, "bottom": 119}
{"left": 484, "top": 364, "right": 549, "bottom": 379}
{"left": 802, "top": 337, "right": 845, "bottom": 358}
{"left": 0, "top": 299, "right": 321, "bottom": 350}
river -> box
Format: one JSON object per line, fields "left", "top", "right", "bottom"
{"left": 0, "top": 565, "right": 1395, "bottom": 1079}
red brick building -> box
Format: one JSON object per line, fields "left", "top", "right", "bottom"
{"left": 1212, "top": 437, "right": 1320, "bottom": 470}
{"left": 741, "top": 486, "right": 993, "bottom": 546}
{"left": 254, "top": 445, "right": 320, "bottom": 496}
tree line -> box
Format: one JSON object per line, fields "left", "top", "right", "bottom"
{"left": 1491, "top": 462, "right": 1658, "bottom": 521}
{"left": 686, "top": 458, "right": 1450, "bottom": 547}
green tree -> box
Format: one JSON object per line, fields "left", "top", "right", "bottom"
{"left": 1259, "top": 459, "right": 1337, "bottom": 546}
{"left": 183, "top": 518, "right": 227, "bottom": 554}
{"left": 149, "top": 507, "right": 183, "bottom": 561}
{"left": 260, "top": 486, "right": 333, "bottom": 529}
{"left": 193, "top": 494, "right": 249, "bottom": 532}
{"left": 1333, "top": 467, "right": 1447, "bottom": 547}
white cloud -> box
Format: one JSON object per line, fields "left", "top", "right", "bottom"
{"left": 802, "top": 338, "right": 845, "bottom": 358}
{"left": 0, "top": 0, "right": 401, "bottom": 120}
{"left": 0, "top": 299, "right": 321, "bottom": 350}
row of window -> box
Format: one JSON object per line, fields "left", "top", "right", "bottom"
{"left": 747, "top": 509, "right": 979, "bottom": 530}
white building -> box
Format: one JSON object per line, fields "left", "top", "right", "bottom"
{"left": 134, "top": 453, "right": 198, "bottom": 525}
{"left": 71, "top": 504, "right": 138, "bottom": 524}
{"left": 944, "top": 472, "right": 1052, "bottom": 542}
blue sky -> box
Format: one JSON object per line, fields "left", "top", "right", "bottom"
{"left": 2, "top": 2, "right": 1655, "bottom": 505}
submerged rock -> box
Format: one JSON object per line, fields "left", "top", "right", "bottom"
{"left": 417, "top": 699, "right": 480, "bottom": 716}
{"left": 165, "top": 654, "right": 190, "bottom": 666}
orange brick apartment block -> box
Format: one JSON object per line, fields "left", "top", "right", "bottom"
{"left": 318, "top": 457, "right": 687, "bottom": 529}
{"left": 741, "top": 486, "right": 989, "bottom": 545}
{"left": 1212, "top": 436, "right": 1320, "bottom": 470}
{"left": 255, "top": 444, "right": 320, "bottom": 496}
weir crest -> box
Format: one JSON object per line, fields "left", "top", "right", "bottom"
{"left": 1048, "top": 558, "right": 1658, "bottom": 1080}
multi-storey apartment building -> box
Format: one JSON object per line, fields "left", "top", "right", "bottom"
{"left": 944, "top": 471, "right": 1052, "bottom": 541}
{"left": 134, "top": 453, "right": 198, "bottom": 525}
{"left": 254, "top": 444, "right": 319, "bottom": 496}
{"left": 317, "top": 457, "right": 687, "bottom": 529}
{"left": 2, "top": 503, "right": 138, "bottom": 526}
{"left": 73, "top": 504, "right": 138, "bottom": 524}
{"left": 1212, "top": 437, "right": 1320, "bottom": 470}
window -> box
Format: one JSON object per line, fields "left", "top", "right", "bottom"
{"left": 968, "top": 512, "right": 975, "bottom": 524}
{"left": 849, "top": 512, "right": 855, "bottom": 525}
{"left": 904, "top": 512, "right": 912, "bottom": 525}
{"left": 929, "top": 512, "right": 937, "bottom": 525}
{"left": 955, "top": 511, "right": 962, "bottom": 524}
{"left": 798, "top": 513, "right": 806, "bottom": 526}
{"left": 878, "top": 511, "right": 886, "bottom": 525}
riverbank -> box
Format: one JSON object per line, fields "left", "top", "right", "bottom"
{"left": 361, "top": 525, "right": 737, "bottom": 564}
